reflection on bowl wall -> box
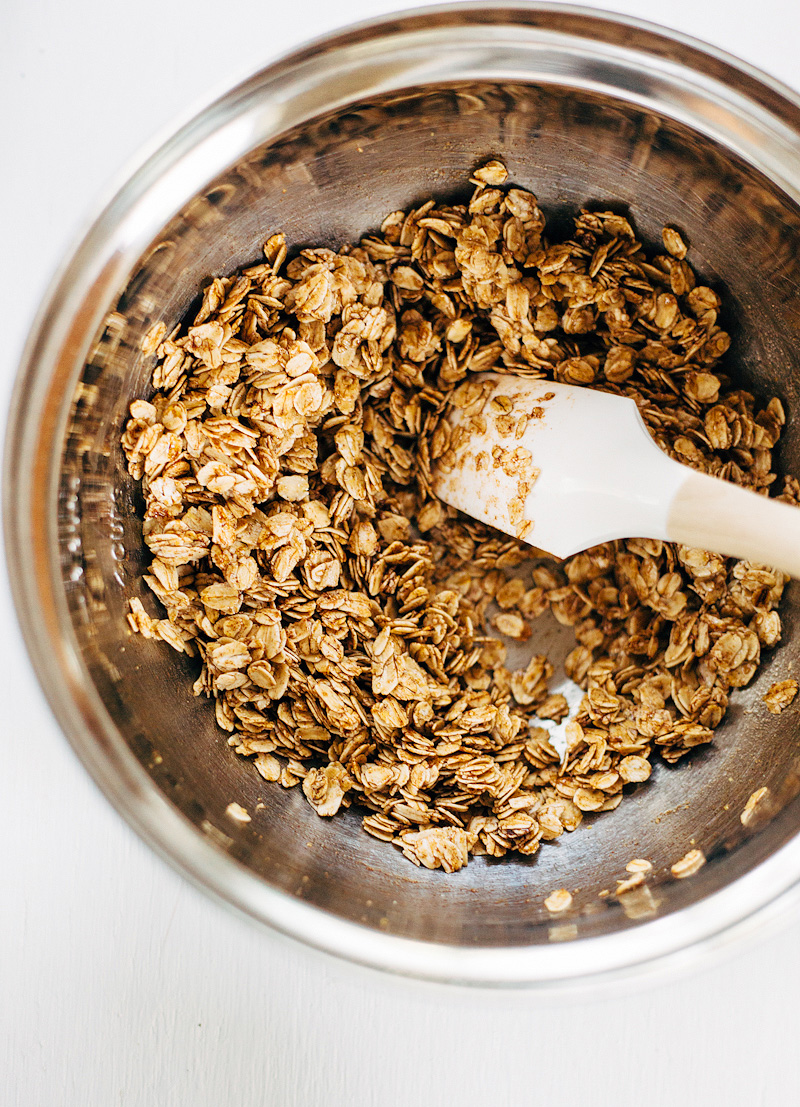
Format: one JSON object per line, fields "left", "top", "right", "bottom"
{"left": 9, "top": 4, "right": 800, "bottom": 985}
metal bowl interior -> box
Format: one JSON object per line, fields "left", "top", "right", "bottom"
{"left": 9, "top": 4, "right": 800, "bottom": 985}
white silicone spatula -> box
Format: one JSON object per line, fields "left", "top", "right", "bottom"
{"left": 431, "top": 373, "right": 800, "bottom": 575}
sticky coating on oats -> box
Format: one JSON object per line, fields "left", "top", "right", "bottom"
{"left": 122, "top": 162, "right": 793, "bottom": 873}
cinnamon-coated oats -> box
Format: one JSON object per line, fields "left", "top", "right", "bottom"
{"left": 670, "top": 848, "right": 706, "bottom": 879}
{"left": 122, "top": 163, "right": 790, "bottom": 872}
{"left": 625, "top": 858, "right": 653, "bottom": 874}
{"left": 762, "top": 678, "right": 798, "bottom": 714}
{"left": 741, "top": 785, "right": 770, "bottom": 826}
{"left": 544, "top": 888, "right": 573, "bottom": 913}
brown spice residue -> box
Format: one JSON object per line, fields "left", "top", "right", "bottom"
{"left": 122, "top": 162, "right": 789, "bottom": 873}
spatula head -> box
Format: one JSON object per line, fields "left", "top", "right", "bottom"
{"left": 431, "top": 374, "right": 680, "bottom": 557}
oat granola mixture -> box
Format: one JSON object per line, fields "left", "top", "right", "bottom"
{"left": 762, "top": 678, "right": 799, "bottom": 714}
{"left": 122, "top": 160, "right": 793, "bottom": 874}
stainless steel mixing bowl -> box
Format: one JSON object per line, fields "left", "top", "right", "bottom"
{"left": 9, "top": 3, "right": 800, "bottom": 986}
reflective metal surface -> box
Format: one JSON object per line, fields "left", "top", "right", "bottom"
{"left": 8, "top": 3, "right": 800, "bottom": 985}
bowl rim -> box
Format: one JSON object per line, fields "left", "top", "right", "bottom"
{"left": 8, "top": 0, "right": 800, "bottom": 988}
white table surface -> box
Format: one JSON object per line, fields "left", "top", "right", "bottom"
{"left": 4, "top": 1, "right": 800, "bottom": 1103}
